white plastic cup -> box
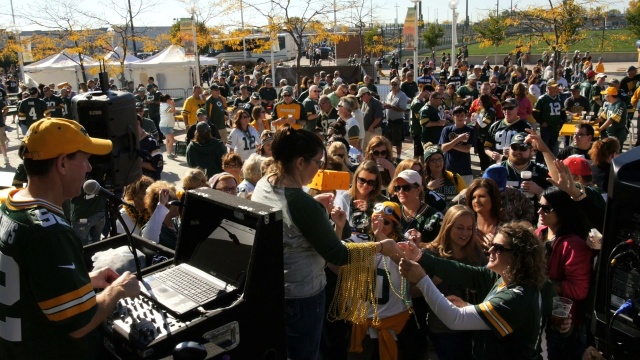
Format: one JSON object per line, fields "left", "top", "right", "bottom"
{"left": 521, "top": 171, "right": 534, "bottom": 198}
{"left": 550, "top": 296, "right": 573, "bottom": 328}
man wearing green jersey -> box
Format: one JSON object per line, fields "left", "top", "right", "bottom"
{"left": 598, "top": 87, "right": 628, "bottom": 145}
{"left": 0, "top": 119, "right": 140, "bottom": 359}
{"left": 533, "top": 79, "right": 566, "bottom": 162}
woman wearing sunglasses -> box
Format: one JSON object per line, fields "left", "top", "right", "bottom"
{"left": 364, "top": 136, "right": 396, "bottom": 189}
{"left": 334, "top": 160, "right": 386, "bottom": 235}
{"left": 227, "top": 110, "right": 261, "bottom": 161}
{"left": 536, "top": 187, "right": 593, "bottom": 360}
{"left": 423, "top": 144, "right": 467, "bottom": 211}
{"left": 388, "top": 169, "right": 442, "bottom": 244}
{"left": 399, "top": 221, "right": 548, "bottom": 360}
{"left": 348, "top": 201, "right": 421, "bottom": 360}
{"left": 423, "top": 205, "right": 487, "bottom": 360}
{"left": 251, "top": 126, "right": 397, "bottom": 360}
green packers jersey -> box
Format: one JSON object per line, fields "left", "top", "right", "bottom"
{"left": 602, "top": 99, "right": 628, "bottom": 141}
{"left": 533, "top": 94, "right": 565, "bottom": 130}
{"left": 474, "top": 279, "right": 542, "bottom": 360}
{"left": 0, "top": 190, "right": 98, "bottom": 359}
{"left": 484, "top": 119, "right": 532, "bottom": 151}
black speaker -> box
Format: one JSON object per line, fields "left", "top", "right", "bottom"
{"left": 592, "top": 147, "right": 640, "bottom": 357}
{"left": 71, "top": 90, "right": 141, "bottom": 189}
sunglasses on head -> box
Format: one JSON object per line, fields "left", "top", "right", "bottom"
{"left": 357, "top": 176, "right": 376, "bottom": 187}
{"left": 539, "top": 204, "right": 554, "bottom": 213}
{"left": 489, "top": 243, "right": 513, "bottom": 254}
{"left": 394, "top": 184, "right": 417, "bottom": 193}
{"left": 510, "top": 143, "right": 530, "bottom": 152}
{"left": 371, "top": 150, "right": 387, "bottom": 156}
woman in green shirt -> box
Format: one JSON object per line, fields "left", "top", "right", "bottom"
{"left": 399, "top": 222, "right": 548, "bottom": 360}
{"left": 251, "top": 125, "right": 397, "bottom": 360}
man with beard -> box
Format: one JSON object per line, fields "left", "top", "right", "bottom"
{"left": 456, "top": 75, "right": 479, "bottom": 110}
{"left": 59, "top": 88, "right": 73, "bottom": 120}
{"left": 499, "top": 132, "right": 555, "bottom": 206}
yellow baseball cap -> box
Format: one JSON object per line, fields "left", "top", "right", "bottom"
{"left": 601, "top": 87, "right": 618, "bottom": 96}
{"left": 21, "top": 118, "right": 113, "bottom": 160}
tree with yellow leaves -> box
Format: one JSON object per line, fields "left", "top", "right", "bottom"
{"left": 510, "top": 0, "right": 587, "bottom": 70}
{"left": 627, "top": 0, "right": 640, "bottom": 38}
{"left": 473, "top": 15, "right": 508, "bottom": 65}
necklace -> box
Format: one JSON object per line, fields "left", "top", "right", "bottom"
{"left": 381, "top": 256, "right": 412, "bottom": 311}
{"left": 507, "top": 160, "right": 530, "bottom": 175}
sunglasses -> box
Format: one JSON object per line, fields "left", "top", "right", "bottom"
{"left": 371, "top": 150, "right": 387, "bottom": 156}
{"left": 382, "top": 219, "right": 392, "bottom": 226}
{"left": 502, "top": 106, "right": 516, "bottom": 111}
{"left": 510, "top": 143, "right": 530, "bottom": 152}
{"left": 357, "top": 176, "right": 376, "bottom": 187}
{"left": 394, "top": 184, "right": 417, "bottom": 193}
{"left": 313, "top": 90, "right": 321, "bottom": 93}
{"left": 573, "top": 132, "right": 588, "bottom": 137}
{"left": 284, "top": 94, "right": 292, "bottom": 97}
{"left": 429, "top": 157, "right": 444, "bottom": 163}
{"left": 489, "top": 243, "right": 513, "bottom": 254}
{"left": 539, "top": 204, "right": 554, "bottom": 213}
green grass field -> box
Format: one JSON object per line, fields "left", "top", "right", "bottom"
{"left": 433, "top": 29, "right": 635, "bottom": 56}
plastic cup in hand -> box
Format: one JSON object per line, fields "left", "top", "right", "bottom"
{"left": 550, "top": 296, "right": 573, "bottom": 328}
{"left": 521, "top": 171, "right": 535, "bottom": 198}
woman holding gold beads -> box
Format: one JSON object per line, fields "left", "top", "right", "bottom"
{"left": 251, "top": 125, "right": 398, "bottom": 360}
{"left": 346, "top": 201, "right": 422, "bottom": 360}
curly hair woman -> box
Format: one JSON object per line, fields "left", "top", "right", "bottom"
{"left": 399, "top": 221, "right": 548, "bottom": 360}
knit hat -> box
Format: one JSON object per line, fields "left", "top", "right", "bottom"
{"left": 483, "top": 165, "right": 508, "bottom": 192}
{"left": 423, "top": 145, "right": 444, "bottom": 162}
{"left": 373, "top": 201, "right": 402, "bottom": 224}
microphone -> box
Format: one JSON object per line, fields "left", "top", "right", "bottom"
{"left": 83, "top": 180, "right": 134, "bottom": 208}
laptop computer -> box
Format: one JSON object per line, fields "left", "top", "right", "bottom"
{"left": 140, "top": 219, "right": 255, "bottom": 316}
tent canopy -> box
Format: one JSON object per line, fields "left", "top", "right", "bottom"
{"left": 26, "top": 50, "right": 98, "bottom": 69}
{"left": 104, "top": 47, "right": 140, "bottom": 64}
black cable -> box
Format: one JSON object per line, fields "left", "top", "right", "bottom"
{"left": 218, "top": 225, "right": 241, "bottom": 246}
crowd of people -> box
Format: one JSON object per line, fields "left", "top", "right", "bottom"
{"left": 0, "top": 48, "right": 630, "bottom": 359}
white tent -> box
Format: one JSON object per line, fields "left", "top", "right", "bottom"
{"left": 104, "top": 47, "right": 140, "bottom": 64}
{"left": 24, "top": 50, "right": 98, "bottom": 87}
{"left": 129, "top": 45, "right": 200, "bottom": 90}
{"left": 199, "top": 56, "right": 219, "bottom": 66}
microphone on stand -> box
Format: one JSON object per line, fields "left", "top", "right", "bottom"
{"left": 83, "top": 180, "right": 135, "bottom": 209}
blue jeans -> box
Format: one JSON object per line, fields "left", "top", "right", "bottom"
{"left": 285, "top": 289, "right": 325, "bottom": 360}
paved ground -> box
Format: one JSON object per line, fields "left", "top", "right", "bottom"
{"left": 1, "top": 58, "right": 637, "bottom": 189}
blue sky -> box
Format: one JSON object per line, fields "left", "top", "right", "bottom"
{"left": 4, "top": 0, "right": 628, "bottom": 31}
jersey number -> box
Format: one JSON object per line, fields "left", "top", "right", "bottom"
{"left": 548, "top": 102, "right": 561, "bottom": 116}
{"left": 34, "top": 209, "right": 67, "bottom": 228}
{"left": 28, "top": 107, "right": 37, "bottom": 121}
{"left": 242, "top": 135, "right": 256, "bottom": 151}
{"left": 0, "top": 252, "right": 22, "bottom": 341}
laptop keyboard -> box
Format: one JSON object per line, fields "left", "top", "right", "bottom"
{"left": 154, "top": 266, "right": 221, "bottom": 303}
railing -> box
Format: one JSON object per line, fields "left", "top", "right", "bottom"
{"left": 159, "top": 88, "right": 187, "bottom": 107}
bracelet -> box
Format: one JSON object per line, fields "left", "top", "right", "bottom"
{"left": 571, "top": 192, "right": 587, "bottom": 202}
{"left": 414, "top": 250, "right": 423, "bottom": 262}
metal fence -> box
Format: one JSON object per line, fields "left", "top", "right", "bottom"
{"left": 159, "top": 88, "right": 187, "bottom": 107}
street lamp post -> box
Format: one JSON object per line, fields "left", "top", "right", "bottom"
{"left": 189, "top": 4, "right": 201, "bottom": 87}
{"left": 411, "top": 0, "right": 419, "bottom": 71}
{"left": 449, "top": 0, "right": 458, "bottom": 68}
